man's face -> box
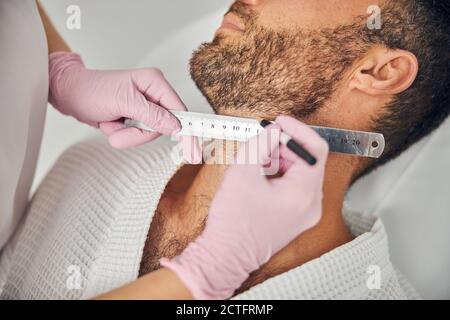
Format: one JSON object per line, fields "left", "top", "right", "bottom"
{"left": 219, "top": 0, "right": 380, "bottom": 33}
{"left": 190, "top": 0, "right": 382, "bottom": 125}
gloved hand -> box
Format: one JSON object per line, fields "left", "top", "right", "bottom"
{"left": 49, "top": 52, "right": 185, "bottom": 149}
{"left": 161, "top": 115, "right": 330, "bottom": 300}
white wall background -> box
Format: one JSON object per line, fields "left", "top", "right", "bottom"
{"left": 38, "top": 0, "right": 450, "bottom": 299}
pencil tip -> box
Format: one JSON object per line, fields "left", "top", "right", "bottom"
{"left": 260, "top": 119, "right": 272, "bottom": 128}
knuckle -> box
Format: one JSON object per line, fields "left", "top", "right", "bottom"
{"left": 142, "top": 105, "right": 157, "bottom": 125}
{"left": 148, "top": 67, "right": 163, "bottom": 77}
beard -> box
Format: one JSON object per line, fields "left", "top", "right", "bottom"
{"left": 190, "top": 2, "right": 371, "bottom": 120}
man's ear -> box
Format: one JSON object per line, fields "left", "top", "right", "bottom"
{"left": 349, "top": 47, "right": 419, "bottom": 96}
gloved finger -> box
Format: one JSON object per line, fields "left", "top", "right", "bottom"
{"left": 155, "top": 78, "right": 204, "bottom": 163}
{"left": 275, "top": 115, "right": 329, "bottom": 177}
{"left": 99, "top": 121, "right": 125, "bottom": 136}
{"left": 276, "top": 116, "right": 329, "bottom": 163}
{"left": 133, "top": 69, "right": 204, "bottom": 160}
{"left": 133, "top": 68, "right": 187, "bottom": 112}
{"left": 181, "top": 135, "right": 203, "bottom": 164}
{"left": 258, "top": 125, "right": 284, "bottom": 176}
{"left": 257, "top": 124, "right": 281, "bottom": 166}
{"left": 178, "top": 135, "right": 203, "bottom": 164}
{"left": 277, "top": 147, "right": 294, "bottom": 173}
{"left": 84, "top": 119, "right": 100, "bottom": 128}
{"left": 227, "top": 143, "right": 264, "bottom": 185}
{"left": 108, "top": 127, "right": 161, "bottom": 149}
{"left": 230, "top": 125, "right": 280, "bottom": 180}
{"left": 121, "top": 94, "right": 181, "bottom": 136}
{"left": 233, "top": 124, "right": 278, "bottom": 167}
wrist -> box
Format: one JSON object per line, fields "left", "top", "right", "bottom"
{"left": 49, "top": 51, "right": 84, "bottom": 65}
{"left": 48, "top": 52, "right": 85, "bottom": 107}
{"left": 48, "top": 52, "right": 96, "bottom": 126}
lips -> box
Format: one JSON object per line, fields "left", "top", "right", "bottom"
{"left": 219, "top": 13, "right": 246, "bottom": 33}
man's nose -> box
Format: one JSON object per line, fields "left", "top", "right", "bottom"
{"left": 238, "top": 0, "right": 261, "bottom": 5}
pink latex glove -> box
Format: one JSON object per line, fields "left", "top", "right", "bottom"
{"left": 49, "top": 52, "right": 193, "bottom": 151}
{"left": 161, "top": 116, "right": 330, "bottom": 300}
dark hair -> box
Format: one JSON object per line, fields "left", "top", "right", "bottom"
{"left": 354, "top": 0, "right": 450, "bottom": 181}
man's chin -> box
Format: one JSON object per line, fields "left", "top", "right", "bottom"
{"left": 214, "top": 27, "right": 245, "bottom": 41}
{"left": 207, "top": 34, "right": 239, "bottom": 49}
{"left": 190, "top": 20, "right": 336, "bottom": 126}
{"left": 214, "top": 108, "right": 273, "bottom": 122}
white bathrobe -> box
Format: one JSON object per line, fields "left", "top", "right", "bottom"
{"left": 0, "top": 138, "right": 419, "bottom": 300}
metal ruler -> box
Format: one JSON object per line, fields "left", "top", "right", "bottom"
{"left": 124, "top": 111, "right": 385, "bottom": 158}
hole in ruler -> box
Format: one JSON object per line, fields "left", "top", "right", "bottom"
{"left": 372, "top": 141, "right": 379, "bottom": 148}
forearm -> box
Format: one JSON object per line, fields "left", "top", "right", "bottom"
{"left": 95, "top": 268, "right": 193, "bottom": 300}
{"left": 36, "top": 1, "right": 71, "bottom": 53}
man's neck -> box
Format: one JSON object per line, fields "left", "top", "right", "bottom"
{"left": 183, "top": 151, "right": 355, "bottom": 291}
